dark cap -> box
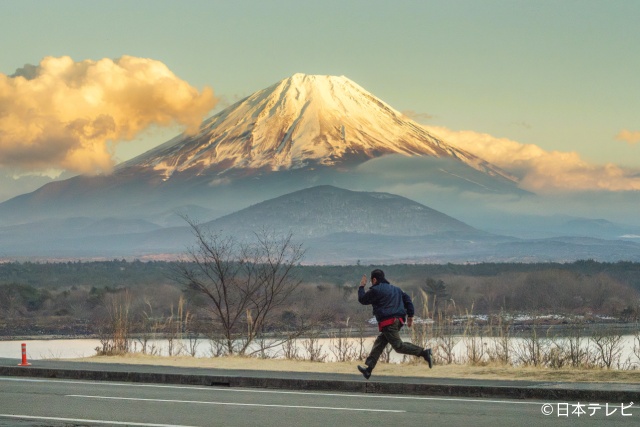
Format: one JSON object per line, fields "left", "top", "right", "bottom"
{"left": 370, "top": 269, "right": 389, "bottom": 284}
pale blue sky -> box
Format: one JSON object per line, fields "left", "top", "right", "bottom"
{"left": 1, "top": 0, "right": 639, "bottom": 169}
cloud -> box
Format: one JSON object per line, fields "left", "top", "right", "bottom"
{"left": 616, "top": 129, "right": 640, "bottom": 145}
{"left": 401, "top": 110, "right": 433, "bottom": 123}
{"left": 423, "top": 125, "right": 640, "bottom": 193}
{"left": 0, "top": 56, "right": 217, "bottom": 174}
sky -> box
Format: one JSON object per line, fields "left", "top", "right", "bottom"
{"left": 1, "top": 0, "right": 639, "bottom": 207}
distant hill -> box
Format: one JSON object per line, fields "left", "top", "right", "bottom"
{"left": 1, "top": 185, "right": 640, "bottom": 264}
{"left": 204, "top": 185, "right": 483, "bottom": 239}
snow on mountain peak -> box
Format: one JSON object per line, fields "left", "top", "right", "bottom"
{"left": 123, "top": 73, "right": 516, "bottom": 183}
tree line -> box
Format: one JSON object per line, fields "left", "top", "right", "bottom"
{"left": 1, "top": 248, "right": 640, "bottom": 340}
{"left": 3, "top": 258, "right": 640, "bottom": 292}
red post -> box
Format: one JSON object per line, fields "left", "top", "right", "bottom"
{"left": 18, "top": 343, "right": 31, "bottom": 366}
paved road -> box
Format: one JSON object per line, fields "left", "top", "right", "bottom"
{"left": 1, "top": 376, "right": 638, "bottom": 427}
{"left": 1, "top": 357, "right": 640, "bottom": 426}
{"left": 3, "top": 357, "right": 640, "bottom": 401}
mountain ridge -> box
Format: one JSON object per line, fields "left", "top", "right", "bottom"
{"left": 203, "top": 184, "right": 483, "bottom": 239}
{"left": 0, "top": 184, "right": 638, "bottom": 264}
{"left": 120, "top": 73, "right": 517, "bottom": 184}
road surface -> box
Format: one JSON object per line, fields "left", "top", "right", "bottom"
{"left": 0, "top": 376, "right": 637, "bottom": 426}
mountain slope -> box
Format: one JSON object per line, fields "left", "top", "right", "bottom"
{"left": 1, "top": 184, "right": 639, "bottom": 264}
{"left": 204, "top": 185, "right": 483, "bottom": 239}
{"left": 121, "top": 73, "right": 516, "bottom": 183}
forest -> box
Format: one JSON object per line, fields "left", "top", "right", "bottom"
{"left": 1, "top": 259, "right": 640, "bottom": 338}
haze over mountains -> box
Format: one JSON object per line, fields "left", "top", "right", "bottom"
{"left": 0, "top": 73, "right": 639, "bottom": 263}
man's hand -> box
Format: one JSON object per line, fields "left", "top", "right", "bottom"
{"left": 407, "top": 317, "right": 413, "bottom": 327}
{"left": 359, "top": 274, "right": 367, "bottom": 287}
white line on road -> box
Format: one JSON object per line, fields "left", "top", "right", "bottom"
{"left": 4, "top": 376, "right": 634, "bottom": 408}
{"left": 67, "top": 394, "right": 406, "bottom": 413}
{"left": 0, "top": 414, "right": 196, "bottom": 427}
{"left": 0, "top": 376, "right": 542, "bottom": 406}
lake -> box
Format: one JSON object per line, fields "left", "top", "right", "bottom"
{"left": 2, "top": 334, "right": 640, "bottom": 368}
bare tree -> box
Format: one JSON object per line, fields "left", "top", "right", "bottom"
{"left": 329, "top": 322, "right": 358, "bottom": 362}
{"left": 591, "top": 326, "right": 624, "bottom": 369}
{"left": 96, "top": 290, "right": 132, "bottom": 355}
{"left": 174, "top": 218, "right": 305, "bottom": 355}
{"left": 434, "top": 313, "right": 458, "bottom": 365}
{"left": 302, "top": 328, "right": 327, "bottom": 362}
{"left": 565, "top": 320, "right": 594, "bottom": 368}
{"left": 424, "top": 278, "right": 450, "bottom": 315}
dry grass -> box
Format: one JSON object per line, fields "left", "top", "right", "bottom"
{"left": 70, "top": 354, "right": 640, "bottom": 383}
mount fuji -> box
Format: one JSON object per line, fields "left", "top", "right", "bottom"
{"left": 0, "top": 73, "right": 525, "bottom": 227}
{"left": 121, "top": 73, "right": 516, "bottom": 182}
{"left": 10, "top": 74, "right": 620, "bottom": 262}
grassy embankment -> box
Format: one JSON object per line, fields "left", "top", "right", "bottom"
{"left": 73, "top": 353, "right": 640, "bottom": 383}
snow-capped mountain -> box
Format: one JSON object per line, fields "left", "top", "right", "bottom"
{"left": 121, "top": 73, "right": 516, "bottom": 183}
{"left": 0, "top": 73, "right": 525, "bottom": 229}
{"left": 2, "top": 73, "right": 639, "bottom": 262}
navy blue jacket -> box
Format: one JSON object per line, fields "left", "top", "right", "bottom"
{"left": 358, "top": 282, "right": 415, "bottom": 323}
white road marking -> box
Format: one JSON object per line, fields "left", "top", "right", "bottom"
{"left": 67, "top": 394, "right": 406, "bottom": 413}
{"left": 0, "top": 376, "right": 538, "bottom": 406}
{"left": 0, "top": 414, "right": 195, "bottom": 427}
{"left": 3, "top": 376, "right": 635, "bottom": 408}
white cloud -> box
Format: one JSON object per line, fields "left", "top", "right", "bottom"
{"left": 0, "top": 56, "right": 217, "bottom": 175}
{"left": 423, "top": 125, "right": 640, "bottom": 193}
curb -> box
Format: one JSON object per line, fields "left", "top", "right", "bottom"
{"left": 2, "top": 365, "right": 639, "bottom": 402}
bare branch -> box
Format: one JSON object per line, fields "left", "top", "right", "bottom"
{"left": 174, "top": 220, "right": 305, "bottom": 355}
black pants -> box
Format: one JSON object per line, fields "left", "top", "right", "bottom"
{"left": 364, "top": 318, "right": 424, "bottom": 371}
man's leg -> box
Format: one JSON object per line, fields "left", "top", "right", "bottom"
{"left": 358, "top": 332, "right": 388, "bottom": 378}
{"left": 365, "top": 332, "right": 389, "bottom": 371}
{"left": 383, "top": 319, "right": 433, "bottom": 367}
{"left": 382, "top": 319, "right": 423, "bottom": 357}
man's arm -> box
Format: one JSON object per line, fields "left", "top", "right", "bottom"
{"left": 358, "top": 274, "right": 375, "bottom": 305}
